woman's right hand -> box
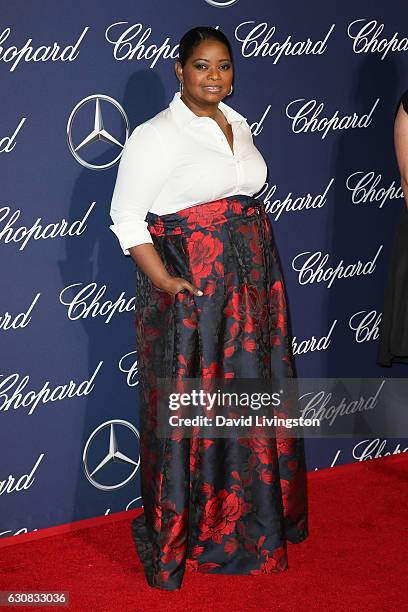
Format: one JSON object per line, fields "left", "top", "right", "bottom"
{"left": 158, "top": 276, "right": 203, "bottom": 297}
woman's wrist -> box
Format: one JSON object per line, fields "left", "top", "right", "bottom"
{"left": 152, "top": 274, "right": 174, "bottom": 291}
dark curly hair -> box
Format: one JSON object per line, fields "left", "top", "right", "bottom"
{"left": 178, "top": 26, "right": 233, "bottom": 66}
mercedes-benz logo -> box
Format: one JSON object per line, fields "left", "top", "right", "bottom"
{"left": 205, "top": 0, "right": 239, "bottom": 7}
{"left": 67, "top": 94, "right": 130, "bottom": 170}
{"left": 83, "top": 419, "right": 140, "bottom": 491}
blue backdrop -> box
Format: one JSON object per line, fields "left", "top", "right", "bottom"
{"left": 1, "top": 0, "right": 407, "bottom": 539}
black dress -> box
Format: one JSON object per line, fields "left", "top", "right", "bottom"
{"left": 377, "top": 91, "right": 408, "bottom": 366}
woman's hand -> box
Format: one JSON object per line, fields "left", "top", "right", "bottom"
{"left": 129, "top": 244, "right": 204, "bottom": 297}
{"left": 158, "top": 276, "right": 203, "bottom": 296}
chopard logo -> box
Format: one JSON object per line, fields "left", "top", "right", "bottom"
{"left": 348, "top": 309, "right": 381, "bottom": 343}
{"left": 66, "top": 94, "right": 129, "bottom": 170}
{"left": 0, "top": 27, "right": 88, "bottom": 72}
{"left": 59, "top": 282, "right": 136, "bottom": 323}
{"left": 346, "top": 171, "right": 404, "bottom": 209}
{"left": 292, "top": 245, "right": 383, "bottom": 288}
{"left": 348, "top": 19, "right": 408, "bottom": 60}
{"left": 205, "top": 0, "right": 239, "bottom": 6}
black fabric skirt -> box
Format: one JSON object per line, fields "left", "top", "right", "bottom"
{"left": 131, "top": 194, "right": 308, "bottom": 590}
{"left": 377, "top": 203, "right": 408, "bottom": 366}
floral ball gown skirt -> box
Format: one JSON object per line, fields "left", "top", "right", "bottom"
{"left": 132, "top": 194, "right": 309, "bottom": 590}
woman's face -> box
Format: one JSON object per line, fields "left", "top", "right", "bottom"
{"left": 176, "top": 39, "right": 233, "bottom": 104}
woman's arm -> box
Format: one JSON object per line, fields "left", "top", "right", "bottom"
{"left": 394, "top": 101, "right": 408, "bottom": 209}
{"left": 129, "top": 243, "right": 202, "bottom": 296}
{"left": 110, "top": 122, "right": 202, "bottom": 296}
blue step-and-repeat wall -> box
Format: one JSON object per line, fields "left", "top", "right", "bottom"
{"left": 1, "top": 0, "right": 407, "bottom": 539}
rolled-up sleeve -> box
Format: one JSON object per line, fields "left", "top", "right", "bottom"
{"left": 109, "top": 121, "right": 168, "bottom": 255}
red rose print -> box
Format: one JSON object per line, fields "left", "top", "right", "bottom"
{"left": 229, "top": 198, "right": 244, "bottom": 215}
{"left": 224, "top": 344, "right": 235, "bottom": 358}
{"left": 203, "top": 278, "right": 217, "bottom": 297}
{"left": 199, "top": 489, "right": 243, "bottom": 544}
{"left": 241, "top": 438, "right": 276, "bottom": 465}
{"left": 260, "top": 546, "right": 288, "bottom": 573}
{"left": 162, "top": 509, "right": 188, "bottom": 565}
{"left": 270, "top": 280, "right": 287, "bottom": 336}
{"left": 183, "top": 309, "right": 198, "bottom": 330}
{"left": 202, "top": 361, "right": 223, "bottom": 379}
{"left": 148, "top": 217, "right": 165, "bottom": 236}
{"left": 259, "top": 468, "right": 274, "bottom": 484}
{"left": 178, "top": 199, "right": 229, "bottom": 227}
{"left": 276, "top": 437, "right": 294, "bottom": 456}
{"left": 242, "top": 337, "right": 257, "bottom": 352}
{"left": 223, "top": 290, "right": 240, "bottom": 320}
{"left": 223, "top": 286, "right": 267, "bottom": 335}
{"left": 187, "top": 231, "right": 223, "bottom": 283}
{"left": 224, "top": 538, "right": 239, "bottom": 554}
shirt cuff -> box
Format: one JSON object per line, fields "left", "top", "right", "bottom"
{"left": 109, "top": 221, "right": 154, "bottom": 256}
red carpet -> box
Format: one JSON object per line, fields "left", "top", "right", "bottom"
{"left": 0, "top": 453, "right": 407, "bottom": 611}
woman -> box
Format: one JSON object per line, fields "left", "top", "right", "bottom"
{"left": 110, "top": 27, "right": 308, "bottom": 591}
{"left": 377, "top": 90, "right": 408, "bottom": 366}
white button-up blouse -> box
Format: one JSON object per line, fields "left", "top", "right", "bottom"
{"left": 109, "top": 91, "right": 268, "bottom": 255}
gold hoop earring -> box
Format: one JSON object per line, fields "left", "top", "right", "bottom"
{"left": 229, "top": 84, "right": 233, "bottom": 95}
{"left": 179, "top": 80, "right": 183, "bottom": 94}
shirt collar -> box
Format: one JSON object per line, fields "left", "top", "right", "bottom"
{"left": 169, "top": 91, "right": 247, "bottom": 129}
